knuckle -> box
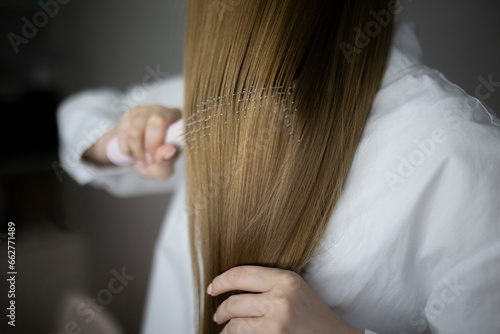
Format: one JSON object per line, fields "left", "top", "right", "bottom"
{"left": 117, "top": 119, "right": 130, "bottom": 133}
{"left": 151, "top": 104, "right": 164, "bottom": 110}
{"left": 248, "top": 316, "right": 264, "bottom": 329}
{"left": 225, "top": 295, "right": 240, "bottom": 310}
{"left": 150, "top": 104, "right": 167, "bottom": 115}
{"left": 127, "top": 106, "right": 142, "bottom": 116}
{"left": 160, "top": 106, "right": 181, "bottom": 119}
{"left": 127, "top": 126, "right": 142, "bottom": 139}
{"left": 257, "top": 299, "right": 275, "bottom": 315}
{"left": 149, "top": 114, "right": 166, "bottom": 127}
{"left": 227, "top": 267, "right": 245, "bottom": 282}
{"left": 280, "top": 271, "right": 301, "bottom": 291}
{"left": 233, "top": 319, "right": 253, "bottom": 334}
{"left": 270, "top": 290, "right": 287, "bottom": 306}
{"left": 170, "top": 107, "right": 182, "bottom": 118}
{"left": 226, "top": 319, "right": 239, "bottom": 332}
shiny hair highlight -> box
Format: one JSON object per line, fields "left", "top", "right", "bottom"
{"left": 183, "top": 1, "right": 394, "bottom": 332}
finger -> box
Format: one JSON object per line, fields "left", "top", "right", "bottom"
{"left": 126, "top": 113, "right": 149, "bottom": 162}
{"left": 117, "top": 114, "right": 133, "bottom": 156}
{"left": 215, "top": 293, "right": 275, "bottom": 325}
{"left": 221, "top": 318, "right": 256, "bottom": 334}
{"left": 144, "top": 114, "right": 169, "bottom": 157}
{"left": 154, "top": 144, "right": 177, "bottom": 163}
{"left": 133, "top": 160, "right": 175, "bottom": 180}
{"left": 148, "top": 161, "right": 175, "bottom": 180}
{"left": 150, "top": 105, "right": 182, "bottom": 124}
{"left": 164, "top": 106, "right": 182, "bottom": 121}
{"left": 144, "top": 106, "right": 181, "bottom": 159}
{"left": 210, "top": 266, "right": 288, "bottom": 296}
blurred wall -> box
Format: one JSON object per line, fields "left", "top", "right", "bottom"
{"left": 54, "top": 1, "right": 187, "bottom": 333}
{"left": 1, "top": 1, "right": 187, "bottom": 334}
{"left": 61, "top": 0, "right": 186, "bottom": 92}
{"left": 399, "top": 0, "right": 500, "bottom": 115}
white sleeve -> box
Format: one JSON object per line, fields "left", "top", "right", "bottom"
{"left": 55, "top": 74, "right": 185, "bottom": 197}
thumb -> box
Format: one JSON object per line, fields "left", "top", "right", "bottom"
{"left": 154, "top": 144, "right": 178, "bottom": 163}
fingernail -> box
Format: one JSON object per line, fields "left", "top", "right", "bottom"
{"left": 213, "top": 313, "right": 217, "bottom": 323}
{"left": 163, "top": 146, "right": 176, "bottom": 160}
{"left": 145, "top": 153, "right": 153, "bottom": 164}
{"left": 207, "top": 283, "right": 212, "bottom": 295}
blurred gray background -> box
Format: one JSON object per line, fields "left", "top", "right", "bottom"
{"left": 0, "top": 0, "right": 498, "bottom": 333}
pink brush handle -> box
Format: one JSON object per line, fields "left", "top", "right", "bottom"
{"left": 106, "top": 119, "right": 184, "bottom": 166}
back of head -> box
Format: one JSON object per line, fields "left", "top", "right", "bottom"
{"left": 183, "top": 1, "right": 394, "bottom": 332}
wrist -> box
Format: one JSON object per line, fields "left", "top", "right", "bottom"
{"left": 82, "top": 127, "right": 116, "bottom": 166}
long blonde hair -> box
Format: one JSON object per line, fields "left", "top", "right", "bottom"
{"left": 183, "top": 1, "right": 394, "bottom": 332}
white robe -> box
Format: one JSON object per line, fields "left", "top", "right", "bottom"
{"left": 57, "top": 23, "right": 500, "bottom": 334}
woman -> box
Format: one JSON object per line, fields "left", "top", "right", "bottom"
{"left": 58, "top": 0, "right": 500, "bottom": 333}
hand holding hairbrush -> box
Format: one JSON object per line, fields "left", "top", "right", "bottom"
{"left": 106, "top": 118, "right": 184, "bottom": 166}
